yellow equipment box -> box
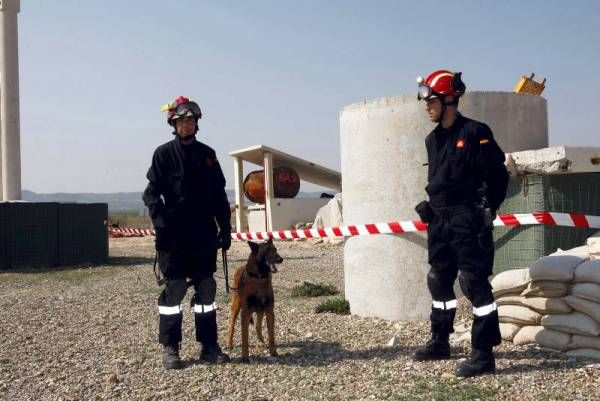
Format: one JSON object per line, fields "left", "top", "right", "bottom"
{"left": 514, "top": 73, "right": 546, "bottom": 95}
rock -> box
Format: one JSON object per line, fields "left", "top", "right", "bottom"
{"left": 386, "top": 335, "right": 400, "bottom": 347}
{"left": 107, "top": 373, "right": 119, "bottom": 384}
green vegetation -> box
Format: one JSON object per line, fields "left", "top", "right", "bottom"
{"left": 291, "top": 281, "right": 339, "bottom": 297}
{"left": 315, "top": 297, "right": 350, "bottom": 314}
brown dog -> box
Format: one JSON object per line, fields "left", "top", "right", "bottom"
{"left": 227, "top": 238, "right": 283, "bottom": 363}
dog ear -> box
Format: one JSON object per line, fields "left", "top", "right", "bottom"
{"left": 248, "top": 241, "right": 259, "bottom": 253}
{"left": 267, "top": 237, "right": 273, "bottom": 245}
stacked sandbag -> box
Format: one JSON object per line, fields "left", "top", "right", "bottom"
{"left": 588, "top": 234, "right": 600, "bottom": 260}
{"left": 493, "top": 240, "right": 600, "bottom": 360}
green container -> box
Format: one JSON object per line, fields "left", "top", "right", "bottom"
{"left": 58, "top": 203, "right": 108, "bottom": 265}
{"left": 5, "top": 202, "right": 59, "bottom": 269}
{"left": 493, "top": 173, "right": 600, "bottom": 275}
{"left": 0, "top": 203, "right": 7, "bottom": 268}
{"left": 0, "top": 202, "right": 108, "bottom": 270}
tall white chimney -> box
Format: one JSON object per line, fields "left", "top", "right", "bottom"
{"left": 0, "top": 0, "right": 21, "bottom": 200}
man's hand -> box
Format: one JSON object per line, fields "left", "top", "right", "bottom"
{"left": 216, "top": 229, "right": 231, "bottom": 251}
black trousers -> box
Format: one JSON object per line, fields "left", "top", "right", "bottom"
{"left": 426, "top": 207, "right": 501, "bottom": 351}
{"left": 157, "top": 250, "right": 219, "bottom": 346}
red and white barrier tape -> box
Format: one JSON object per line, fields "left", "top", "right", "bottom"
{"left": 108, "top": 227, "right": 154, "bottom": 237}
{"left": 108, "top": 212, "right": 600, "bottom": 240}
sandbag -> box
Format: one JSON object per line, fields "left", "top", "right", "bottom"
{"left": 496, "top": 295, "right": 571, "bottom": 314}
{"left": 588, "top": 237, "right": 600, "bottom": 260}
{"left": 552, "top": 245, "right": 590, "bottom": 260}
{"left": 535, "top": 328, "right": 572, "bottom": 351}
{"left": 521, "top": 281, "right": 568, "bottom": 298}
{"left": 566, "top": 348, "right": 600, "bottom": 360}
{"left": 491, "top": 268, "right": 531, "bottom": 296}
{"left": 563, "top": 295, "right": 600, "bottom": 323}
{"left": 498, "top": 305, "right": 542, "bottom": 325}
{"left": 512, "top": 325, "right": 543, "bottom": 346}
{"left": 570, "top": 334, "right": 600, "bottom": 350}
{"left": 513, "top": 326, "right": 572, "bottom": 351}
{"left": 574, "top": 260, "right": 600, "bottom": 283}
{"left": 529, "top": 255, "right": 584, "bottom": 282}
{"left": 572, "top": 283, "right": 600, "bottom": 303}
{"left": 496, "top": 295, "right": 525, "bottom": 307}
{"left": 499, "top": 323, "right": 521, "bottom": 341}
{"left": 522, "top": 297, "right": 572, "bottom": 315}
{"left": 541, "top": 312, "right": 600, "bottom": 336}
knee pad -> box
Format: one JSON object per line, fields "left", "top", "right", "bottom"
{"left": 193, "top": 277, "right": 217, "bottom": 305}
{"left": 458, "top": 271, "right": 494, "bottom": 306}
{"left": 160, "top": 278, "right": 187, "bottom": 306}
{"left": 427, "top": 270, "right": 444, "bottom": 297}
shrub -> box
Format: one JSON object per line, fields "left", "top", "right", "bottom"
{"left": 291, "top": 282, "right": 339, "bottom": 297}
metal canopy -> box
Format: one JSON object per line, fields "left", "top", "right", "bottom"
{"left": 229, "top": 145, "right": 341, "bottom": 191}
{"left": 229, "top": 144, "right": 341, "bottom": 232}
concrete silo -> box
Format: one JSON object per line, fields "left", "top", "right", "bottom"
{"left": 340, "top": 92, "right": 547, "bottom": 321}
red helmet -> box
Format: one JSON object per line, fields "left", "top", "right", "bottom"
{"left": 163, "top": 96, "right": 202, "bottom": 127}
{"left": 417, "top": 70, "right": 466, "bottom": 101}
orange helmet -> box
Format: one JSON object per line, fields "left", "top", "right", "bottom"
{"left": 417, "top": 70, "right": 466, "bottom": 102}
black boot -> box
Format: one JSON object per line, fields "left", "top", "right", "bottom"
{"left": 455, "top": 349, "right": 495, "bottom": 377}
{"left": 200, "top": 343, "right": 230, "bottom": 364}
{"left": 413, "top": 333, "right": 451, "bottom": 361}
{"left": 162, "top": 344, "right": 183, "bottom": 370}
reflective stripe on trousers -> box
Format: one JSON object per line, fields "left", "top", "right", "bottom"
{"left": 473, "top": 302, "right": 497, "bottom": 317}
{"left": 432, "top": 299, "right": 457, "bottom": 310}
{"left": 193, "top": 302, "right": 216, "bottom": 314}
{"left": 158, "top": 305, "right": 182, "bottom": 315}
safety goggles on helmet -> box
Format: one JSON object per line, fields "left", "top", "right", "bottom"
{"left": 417, "top": 82, "right": 438, "bottom": 101}
{"left": 171, "top": 101, "right": 202, "bottom": 119}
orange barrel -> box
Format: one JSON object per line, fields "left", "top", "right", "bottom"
{"left": 243, "top": 166, "right": 300, "bottom": 203}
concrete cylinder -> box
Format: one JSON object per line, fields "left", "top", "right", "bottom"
{"left": 0, "top": 0, "right": 22, "bottom": 201}
{"left": 340, "top": 92, "right": 548, "bottom": 321}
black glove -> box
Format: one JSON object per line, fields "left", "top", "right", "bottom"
{"left": 216, "top": 228, "right": 231, "bottom": 251}
{"left": 154, "top": 227, "right": 175, "bottom": 251}
{"left": 415, "top": 200, "right": 433, "bottom": 224}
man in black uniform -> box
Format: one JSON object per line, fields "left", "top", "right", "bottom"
{"left": 143, "top": 96, "right": 232, "bottom": 369}
{"left": 413, "top": 70, "right": 509, "bottom": 377}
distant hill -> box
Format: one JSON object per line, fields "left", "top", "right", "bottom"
{"left": 21, "top": 189, "right": 334, "bottom": 213}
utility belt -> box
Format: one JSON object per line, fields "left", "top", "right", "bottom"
{"left": 416, "top": 201, "right": 475, "bottom": 223}
{"left": 430, "top": 204, "right": 476, "bottom": 219}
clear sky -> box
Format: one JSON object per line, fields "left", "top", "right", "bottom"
{"left": 17, "top": 0, "right": 600, "bottom": 193}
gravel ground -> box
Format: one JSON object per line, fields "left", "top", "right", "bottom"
{"left": 1, "top": 237, "right": 599, "bottom": 401}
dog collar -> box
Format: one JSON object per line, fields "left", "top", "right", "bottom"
{"left": 245, "top": 270, "right": 270, "bottom": 280}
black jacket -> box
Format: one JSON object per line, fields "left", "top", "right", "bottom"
{"left": 143, "top": 138, "right": 231, "bottom": 253}
{"left": 425, "top": 114, "right": 509, "bottom": 211}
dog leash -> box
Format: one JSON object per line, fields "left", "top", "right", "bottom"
{"left": 222, "top": 249, "right": 230, "bottom": 293}
{"left": 153, "top": 251, "right": 166, "bottom": 286}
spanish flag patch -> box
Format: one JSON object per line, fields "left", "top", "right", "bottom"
{"left": 480, "top": 138, "right": 490, "bottom": 144}
{"left": 456, "top": 139, "right": 465, "bottom": 148}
